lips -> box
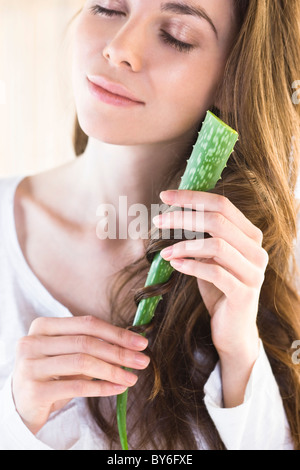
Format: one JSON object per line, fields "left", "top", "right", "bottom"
{"left": 87, "top": 75, "right": 144, "bottom": 104}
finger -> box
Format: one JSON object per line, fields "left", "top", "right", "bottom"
{"left": 169, "top": 258, "right": 243, "bottom": 299}
{"left": 22, "top": 335, "right": 150, "bottom": 370}
{"left": 154, "top": 210, "right": 263, "bottom": 266}
{"left": 37, "top": 379, "right": 129, "bottom": 403}
{"left": 160, "top": 190, "right": 263, "bottom": 245}
{"left": 161, "top": 237, "right": 265, "bottom": 288}
{"left": 28, "top": 316, "right": 148, "bottom": 351}
{"left": 29, "top": 354, "right": 138, "bottom": 387}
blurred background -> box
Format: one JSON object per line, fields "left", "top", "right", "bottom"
{"left": 0, "top": 0, "right": 84, "bottom": 177}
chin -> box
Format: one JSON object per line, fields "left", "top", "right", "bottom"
{"left": 77, "top": 114, "right": 140, "bottom": 146}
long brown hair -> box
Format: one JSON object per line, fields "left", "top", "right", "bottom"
{"left": 72, "top": 1, "right": 300, "bottom": 449}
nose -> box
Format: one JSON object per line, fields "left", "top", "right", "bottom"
{"left": 102, "top": 23, "right": 144, "bottom": 72}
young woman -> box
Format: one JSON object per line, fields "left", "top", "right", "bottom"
{"left": 0, "top": 0, "right": 299, "bottom": 450}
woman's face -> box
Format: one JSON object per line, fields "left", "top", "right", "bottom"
{"left": 72, "top": 0, "right": 237, "bottom": 146}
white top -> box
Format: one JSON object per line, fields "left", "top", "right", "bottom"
{"left": 0, "top": 175, "right": 294, "bottom": 450}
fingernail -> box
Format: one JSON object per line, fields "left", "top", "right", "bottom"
{"left": 134, "top": 353, "right": 150, "bottom": 366}
{"left": 161, "top": 246, "right": 173, "bottom": 259}
{"left": 131, "top": 335, "right": 148, "bottom": 349}
{"left": 170, "top": 259, "right": 184, "bottom": 269}
{"left": 125, "top": 372, "right": 138, "bottom": 386}
{"left": 160, "top": 191, "right": 176, "bottom": 204}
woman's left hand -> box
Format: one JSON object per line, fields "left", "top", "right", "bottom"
{"left": 153, "top": 190, "right": 269, "bottom": 406}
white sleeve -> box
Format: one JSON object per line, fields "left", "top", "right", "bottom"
{"left": 0, "top": 374, "right": 52, "bottom": 450}
{"left": 203, "top": 340, "right": 294, "bottom": 450}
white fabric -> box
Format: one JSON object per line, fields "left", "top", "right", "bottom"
{"left": 0, "top": 175, "right": 294, "bottom": 450}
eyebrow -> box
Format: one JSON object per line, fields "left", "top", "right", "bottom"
{"left": 160, "top": 2, "right": 218, "bottom": 38}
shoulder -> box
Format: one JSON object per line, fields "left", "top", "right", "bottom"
{"left": 0, "top": 175, "right": 27, "bottom": 210}
{"left": 0, "top": 175, "right": 27, "bottom": 254}
{"left": 0, "top": 174, "right": 24, "bottom": 193}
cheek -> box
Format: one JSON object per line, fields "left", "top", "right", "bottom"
{"left": 153, "top": 55, "right": 224, "bottom": 129}
{"left": 71, "top": 16, "right": 109, "bottom": 128}
{"left": 72, "top": 16, "right": 103, "bottom": 75}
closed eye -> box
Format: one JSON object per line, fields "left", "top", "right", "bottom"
{"left": 160, "top": 30, "right": 194, "bottom": 53}
{"left": 89, "top": 5, "right": 125, "bottom": 17}
{"left": 90, "top": 4, "right": 195, "bottom": 54}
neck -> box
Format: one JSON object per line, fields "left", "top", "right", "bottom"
{"left": 69, "top": 134, "right": 195, "bottom": 241}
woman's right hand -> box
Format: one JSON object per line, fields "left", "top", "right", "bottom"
{"left": 12, "top": 315, "right": 150, "bottom": 435}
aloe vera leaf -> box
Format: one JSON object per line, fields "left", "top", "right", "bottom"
{"left": 117, "top": 111, "right": 239, "bottom": 450}
{"left": 116, "top": 388, "right": 129, "bottom": 450}
{"left": 132, "top": 112, "right": 238, "bottom": 327}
